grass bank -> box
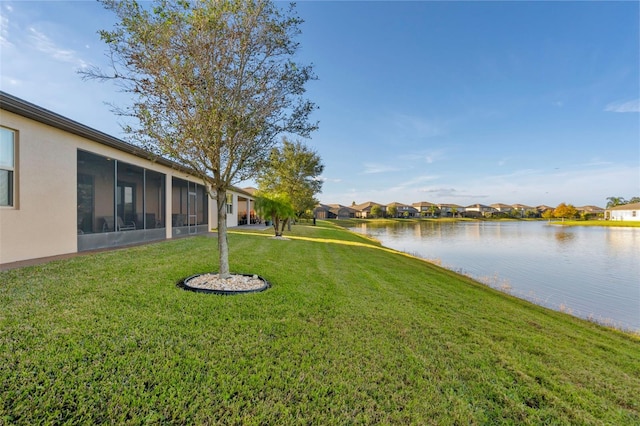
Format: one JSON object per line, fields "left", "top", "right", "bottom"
{"left": 550, "top": 219, "right": 640, "bottom": 228}
{"left": 1, "top": 221, "right": 639, "bottom": 424}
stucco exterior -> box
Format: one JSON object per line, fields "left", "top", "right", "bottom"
{"left": 0, "top": 92, "right": 253, "bottom": 266}
{"left": 605, "top": 202, "right": 640, "bottom": 222}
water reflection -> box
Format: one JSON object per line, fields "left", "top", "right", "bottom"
{"left": 554, "top": 230, "right": 575, "bottom": 244}
{"left": 351, "top": 221, "right": 640, "bottom": 331}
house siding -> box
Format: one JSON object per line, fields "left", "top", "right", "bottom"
{"left": 606, "top": 203, "right": 640, "bottom": 221}
{"left": 0, "top": 93, "right": 250, "bottom": 266}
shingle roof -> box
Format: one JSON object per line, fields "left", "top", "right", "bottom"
{"left": 607, "top": 202, "right": 640, "bottom": 211}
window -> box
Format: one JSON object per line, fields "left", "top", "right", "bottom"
{"left": 77, "top": 150, "right": 114, "bottom": 233}
{"left": 0, "top": 127, "right": 16, "bottom": 206}
{"left": 77, "top": 151, "right": 167, "bottom": 233}
{"left": 226, "top": 193, "right": 233, "bottom": 214}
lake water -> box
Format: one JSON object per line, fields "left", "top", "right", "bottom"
{"left": 350, "top": 221, "right": 640, "bottom": 332}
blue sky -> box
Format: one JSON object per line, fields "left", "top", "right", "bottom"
{"left": 1, "top": 1, "right": 638, "bottom": 208}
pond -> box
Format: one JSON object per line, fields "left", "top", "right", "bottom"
{"left": 350, "top": 221, "right": 640, "bottom": 332}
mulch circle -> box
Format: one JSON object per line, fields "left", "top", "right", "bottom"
{"left": 177, "top": 273, "right": 271, "bottom": 295}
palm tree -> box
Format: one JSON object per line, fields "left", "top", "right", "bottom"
{"left": 606, "top": 197, "right": 626, "bottom": 208}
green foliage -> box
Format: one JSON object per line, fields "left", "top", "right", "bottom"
{"left": 1, "top": 223, "right": 638, "bottom": 424}
{"left": 387, "top": 205, "right": 398, "bottom": 218}
{"left": 607, "top": 196, "right": 640, "bottom": 208}
{"left": 256, "top": 137, "right": 324, "bottom": 219}
{"left": 255, "top": 192, "right": 296, "bottom": 236}
{"left": 84, "top": 0, "right": 317, "bottom": 275}
{"left": 370, "top": 205, "right": 382, "bottom": 218}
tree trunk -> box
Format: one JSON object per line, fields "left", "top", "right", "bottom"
{"left": 217, "top": 187, "right": 230, "bottom": 278}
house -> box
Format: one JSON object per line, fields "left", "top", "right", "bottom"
{"left": 576, "top": 205, "right": 605, "bottom": 220}
{"left": 536, "top": 205, "right": 554, "bottom": 214}
{"left": 0, "top": 91, "right": 253, "bottom": 267}
{"left": 386, "top": 202, "right": 418, "bottom": 218}
{"left": 605, "top": 202, "right": 640, "bottom": 221}
{"left": 490, "top": 203, "right": 513, "bottom": 214}
{"left": 352, "top": 201, "right": 386, "bottom": 218}
{"left": 511, "top": 204, "right": 537, "bottom": 218}
{"left": 437, "top": 203, "right": 465, "bottom": 217}
{"left": 313, "top": 203, "right": 356, "bottom": 219}
{"left": 412, "top": 201, "right": 439, "bottom": 217}
{"left": 465, "top": 204, "right": 495, "bottom": 218}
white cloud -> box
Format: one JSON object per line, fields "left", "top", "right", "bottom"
{"left": 0, "top": 9, "right": 12, "bottom": 48}
{"left": 605, "top": 99, "right": 640, "bottom": 113}
{"left": 361, "top": 163, "right": 402, "bottom": 175}
{"left": 322, "top": 160, "right": 639, "bottom": 208}
{"left": 399, "top": 148, "right": 447, "bottom": 164}
{"left": 317, "top": 176, "right": 342, "bottom": 183}
{"left": 28, "top": 26, "right": 90, "bottom": 69}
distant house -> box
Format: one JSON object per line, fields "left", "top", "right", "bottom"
{"left": 490, "top": 203, "right": 513, "bottom": 214}
{"left": 576, "top": 205, "right": 605, "bottom": 219}
{"left": 511, "top": 204, "right": 537, "bottom": 218}
{"left": 386, "top": 202, "right": 418, "bottom": 218}
{"left": 352, "top": 201, "right": 386, "bottom": 218}
{"left": 536, "top": 205, "right": 554, "bottom": 216}
{"left": 605, "top": 202, "right": 640, "bottom": 222}
{"left": 412, "top": 201, "right": 439, "bottom": 217}
{"left": 465, "top": 204, "right": 495, "bottom": 218}
{"left": 437, "top": 203, "right": 465, "bottom": 217}
{"left": 314, "top": 203, "right": 355, "bottom": 219}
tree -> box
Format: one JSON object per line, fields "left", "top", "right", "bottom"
{"left": 553, "top": 203, "right": 578, "bottom": 222}
{"left": 541, "top": 209, "right": 554, "bottom": 221}
{"left": 429, "top": 205, "right": 438, "bottom": 218}
{"left": 255, "top": 137, "right": 324, "bottom": 226}
{"left": 83, "top": 0, "right": 317, "bottom": 277}
{"left": 387, "top": 205, "right": 398, "bottom": 218}
{"left": 606, "top": 196, "right": 639, "bottom": 208}
{"left": 370, "top": 205, "right": 382, "bottom": 218}
{"left": 255, "top": 193, "right": 295, "bottom": 237}
{"left": 606, "top": 197, "right": 627, "bottom": 208}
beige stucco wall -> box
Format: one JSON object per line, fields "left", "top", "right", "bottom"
{"left": 209, "top": 190, "right": 243, "bottom": 229}
{"left": 1, "top": 111, "right": 78, "bottom": 264}
{"left": 0, "top": 110, "right": 224, "bottom": 265}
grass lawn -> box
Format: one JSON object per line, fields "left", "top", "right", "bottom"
{"left": 550, "top": 220, "right": 640, "bottom": 228}
{"left": 1, "top": 221, "right": 639, "bottom": 424}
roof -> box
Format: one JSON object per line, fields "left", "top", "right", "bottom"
{"left": 412, "top": 201, "right": 436, "bottom": 207}
{"left": 576, "top": 205, "right": 605, "bottom": 212}
{"left": 1, "top": 91, "right": 181, "bottom": 170}
{"left": 352, "top": 201, "right": 384, "bottom": 211}
{"left": 607, "top": 202, "right": 640, "bottom": 211}
{"left": 1, "top": 91, "right": 255, "bottom": 198}
{"left": 511, "top": 204, "right": 534, "bottom": 210}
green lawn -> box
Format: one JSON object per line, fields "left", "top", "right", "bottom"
{"left": 551, "top": 219, "right": 640, "bottom": 228}
{"left": 1, "top": 221, "right": 638, "bottom": 424}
